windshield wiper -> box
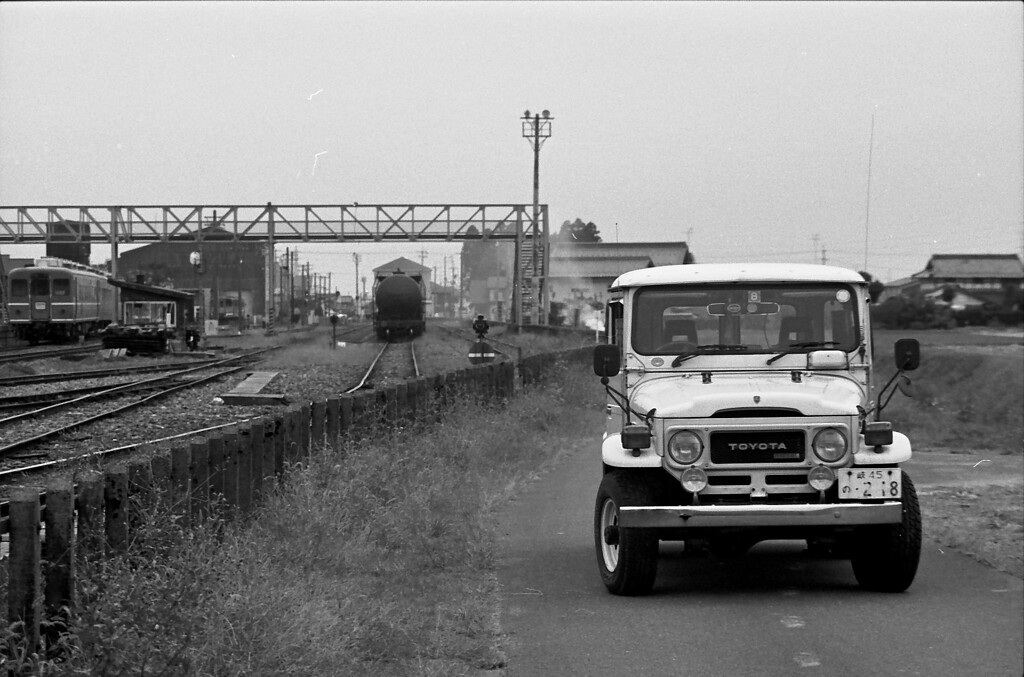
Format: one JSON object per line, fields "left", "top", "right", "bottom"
{"left": 672, "top": 344, "right": 749, "bottom": 367}
{"left": 766, "top": 341, "right": 840, "bottom": 365}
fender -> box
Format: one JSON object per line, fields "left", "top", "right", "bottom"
{"left": 602, "top": 432, "right": 662, "bottom": 468}
{"left": 852, "top": 431, "right": 912, "bottom": 465}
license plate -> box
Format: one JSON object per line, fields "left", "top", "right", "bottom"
{"left": 34, "top": 302, "right": 46, "bottom": 310}
{"left": 838, "top": 468, "right": 902, "bottom": 500}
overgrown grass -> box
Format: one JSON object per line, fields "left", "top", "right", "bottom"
{"left": 9, "top": 358, "right": 603, "bottom": 676}
{"left": 880, "top": 346, "right": 1023, "bottom": 453}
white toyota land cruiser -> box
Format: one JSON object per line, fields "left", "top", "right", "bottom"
{"left": 592, "top": 263, "right": 922, "bottom": 595}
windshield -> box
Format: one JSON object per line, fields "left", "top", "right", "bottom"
{"left": 632, "top": 283, "right": 860, "bottom": 355}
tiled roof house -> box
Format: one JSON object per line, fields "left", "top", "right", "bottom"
{"left": 909, "top": 254, "right": 1023, "bottom": 309}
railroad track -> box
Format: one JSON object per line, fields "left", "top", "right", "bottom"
{"left": 0, "top": 342, "right": 104, "bottom": 365}
{"left": 0, "top": 355, "right": 232, "bottom": 388}
{"left": 345, "top": 339, "right": 420, "bottom": 393}
{"left": 0, "top": 349, "right": 275, "bottom": 475}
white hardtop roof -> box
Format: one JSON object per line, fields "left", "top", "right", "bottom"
{"left": 610, "top": 263, "right": 867, "bottom": 290}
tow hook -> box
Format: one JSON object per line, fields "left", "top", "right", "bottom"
{"left": 604, "top": 525, "right": 620, "bottom": 545}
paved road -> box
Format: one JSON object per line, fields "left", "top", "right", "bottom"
{"left": 495, "top": 444, "right": 1023, "bottom": 677}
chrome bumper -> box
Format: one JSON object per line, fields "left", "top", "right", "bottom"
{"left": 618, "top": 502, "right": 902, "bottom": 528}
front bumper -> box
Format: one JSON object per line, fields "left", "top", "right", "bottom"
{"left": 618, "top": 502, "right": 902, "bottom": 528}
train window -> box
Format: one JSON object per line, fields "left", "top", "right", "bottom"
{"left": 53, "top": 279, "right": 71, "bottom": 296}
{"left": 30, "top": 276, "right": 50, "bottom": 296}
{"left": 10, "top": 279, "right": 28, "bottom": 297}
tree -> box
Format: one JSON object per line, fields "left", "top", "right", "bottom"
{"left": 858, "top": 271, "right": 885, "bottom": 304}
{"left": 556, "top": 218, "right": 601, "bottom": 242}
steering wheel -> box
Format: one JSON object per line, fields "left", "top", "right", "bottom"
{"left": 653, "top": 340, "right": 697, "bottom": 353}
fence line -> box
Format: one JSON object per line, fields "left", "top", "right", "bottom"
{"left": 1, "top": 348, "right": 588, "bottom": 651}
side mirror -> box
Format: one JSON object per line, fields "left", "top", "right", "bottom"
{"left": 894, "top": 338, "right": 920, "bottom": 371}
{"left": 593, "top": 344, "right": 621, "bottom": 377}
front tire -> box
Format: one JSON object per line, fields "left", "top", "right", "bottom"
{"left": 850, "top": 470, "right": 922, "bottom": 592}
{"left": 595, "top": 471, "right": 659, "bottom": 596}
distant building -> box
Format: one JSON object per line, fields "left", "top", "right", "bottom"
{"left": 46, "top": 220, "right": 92, "bottom": 266}
{"left": 547, "top": 241, "right": 692, "bottom": 327}
{"left": 896, "top": 254, "right": 1024, "bottom": 311}
{"left": 116, "top": 227, "right": 277, "bottom": 328}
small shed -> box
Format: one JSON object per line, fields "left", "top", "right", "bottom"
{"left": 109, "top": 277, "right": 193, "bottom": 331}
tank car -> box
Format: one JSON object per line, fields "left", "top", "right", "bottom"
{"left": 6, "top": 258, "right": 116, "bottom": 344}
{"left": 372, "top": 271, "right": 425, "bottom": 340}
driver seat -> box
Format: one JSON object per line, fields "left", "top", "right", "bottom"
{"left": 663, "top": 319, "right": 697, "bottom": 345}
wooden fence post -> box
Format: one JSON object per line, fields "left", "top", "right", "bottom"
{"left": 8, "top": 487, "right": 41, "bottom": 647}
{"left": 299, "top": 403, "right": 312, "bottom": 459}
{"left": 43, "top": 480, "right": 75, "bottom": 618}
{"left": 236, "top": 424, "right": 253, "bottom": 512}
{"left": 380, "top": 389, "right": 396, "bottom": 428}
{"left": 311, "top": 400, "right": 326, "bottom": 449}
{"left": 326, "top": 397, "right": 341, "bottom": 452}
{"left": 207, "top": 434, "right": 226, "bottom": 509}
{"left": 75, "top": 471, "right": 104, "bottom": 562}
{"left": 223, "top": 430, "right": 240, "bottom": 510}
{"left": 340, "top": 395, "right": 354, "bottom": 437}
{"left": 395, "top": 382, "right": 408, "bottom": 422}
{"left": 351, "top": 391, "right": 369, "bottom": 433}
{"left": 272, "top": 414, "right": 286, "bottom": 476}
{"left": 105, "top": 466, "right": 129, "bottom": 554}
{"left": 151, "top": 451, "right": 171, "bottom": 501}
{"left": 170, "top": 444, "right": 191, "bottom": 529}
{"left": 263, "top": 417, "right": 280, "bottom": 483}
{"left": 249, "top": 419, "right": 265, "bottom": 502}
{"left": 189, "top": 437, "right": 210, "bottom": 524}
{"left": 127, "top": 458, "right": 153, "bottom": 535}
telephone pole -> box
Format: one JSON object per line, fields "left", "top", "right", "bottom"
{"left": 521, "top": 108, "right": 554, "bottom": 326}
{"left": 352, "top": 253, "right": 361, "bottom": 317}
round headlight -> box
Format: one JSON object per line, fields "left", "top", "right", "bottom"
{"left": 808, "top": 464, "right": 836, "bottom": 491}
{"left": 812, "top": 428, "right": 848, "bottom": 463}
{"left": 681, "top": 466, "right": 708, "bottom": 493}
{"left": 667, "top": 430, "right": 703, "bottom": 464}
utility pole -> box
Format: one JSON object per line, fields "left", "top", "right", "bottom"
{"left": 521, "top": 108, "right": 553, "bottom": 326}
{"left": 265, "top": 202, "right": 276, "bottom": 335}
{"left": 289, "top": 248, "right": 296, "bottom": 325}
{"left": 352, "top": 253, "right": 361, "bottom": 318}
{"left": 236, "top": 253, "right": 243, "bottom": 333}
{"left": 812, "top": 234, "right": 820, "bottom": 264}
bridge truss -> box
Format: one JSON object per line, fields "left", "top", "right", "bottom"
{"left": 0, "top": 203, "right": 550, "bottom": 327}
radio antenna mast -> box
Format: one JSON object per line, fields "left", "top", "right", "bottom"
{"left": 863, "top": 113, "right": 875, "bottom": 272}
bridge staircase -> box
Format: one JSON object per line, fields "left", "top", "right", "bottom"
{"left": 518, "top": 239, "right": 546, "bottom": 325}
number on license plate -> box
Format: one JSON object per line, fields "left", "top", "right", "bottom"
{"left": 838, "top": 468, "right": 902, "bottom": 499}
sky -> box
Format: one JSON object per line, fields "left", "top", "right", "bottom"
{"left": 1, "top": 0, "right": 1021, "bottom": 295}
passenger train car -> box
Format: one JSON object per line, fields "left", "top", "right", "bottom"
{"left": 6, "top": 258, "right": 116, "bottom": 344}
{"left": 372, "top": 271, "right": 425, "bottom": 340}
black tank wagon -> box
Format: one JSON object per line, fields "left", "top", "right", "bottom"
{"left": 372, "top": 271, "right": 425, "bottom": 340}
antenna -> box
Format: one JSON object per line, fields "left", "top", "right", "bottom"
{"left": 863, "top": 113, "right": 875, "bottom": 272}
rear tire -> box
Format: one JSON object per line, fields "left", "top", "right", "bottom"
{"left": 595, "top": 471, "right": 659, "bottom": 596}
{"left": 850, "top": 470, "right": 922, "bottom": 592}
